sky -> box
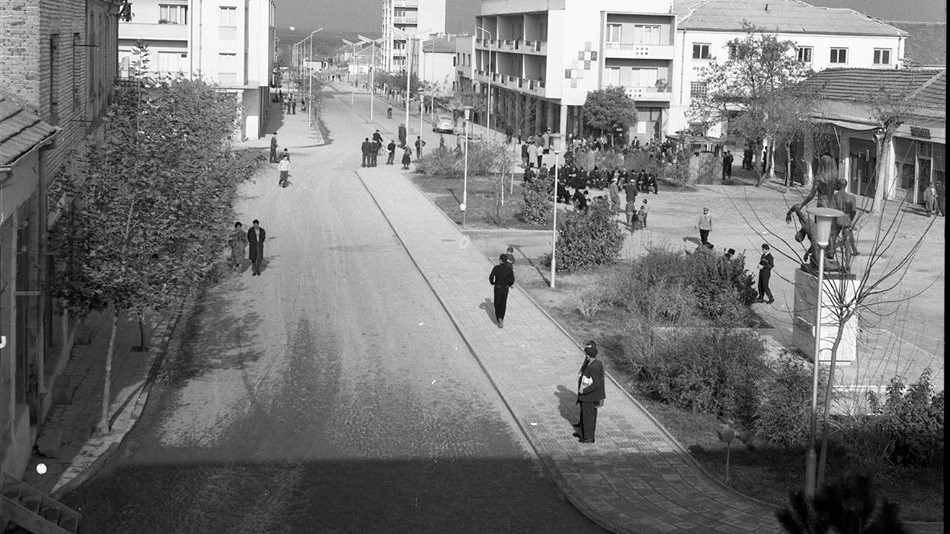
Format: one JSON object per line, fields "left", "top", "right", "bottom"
{"left": 275, "top": 0, "right": 946, "bottom": 39}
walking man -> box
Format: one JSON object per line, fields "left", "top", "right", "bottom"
{"left": 247, "top": 220, "right": 266, "bottom": 276}
{"left": 414, "top": 136, "right": 426, "bottom": 160}
{"left": 722, "top": 150, "right": 734, "bottom": 180}
{"left": 574, "top": 341, "right": 605, "bottom": 443}
{"left": 269, "top": 133, "right": 278, "bottom": 163}
{"left": 624, "top": 177, "right": 638, "bottom": 230}
{"left": 291, "top": 97, "right": 296, "bottom": 114}
{"left": 696, "top": 207, "right": 713, "bottom": 245}
{"left": 488, "top": 253, "right": 515, "bottom": 328}
{"left": 387, "top": 140, "right": 397, "bottom": 165}
{"left": 757, "top": 244, "right": 774, "bottom": 304}
{"left": 278, "top": 154, "right": 290, "bottom": 187}
{"left": 398, "top": 123, "right": 407, "bottom": 148}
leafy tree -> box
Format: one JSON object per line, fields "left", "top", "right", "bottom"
{"left": 689, "top": 24, "right": 817, "bottom": 186}
{"left": 583, "top": 87, "right": 637, "bottom": 142}
{"left": 777, "top": 474, "right": 907, "bottom": 534}
{"left": 49, "top": 77, "right": 255, "bottom": 433}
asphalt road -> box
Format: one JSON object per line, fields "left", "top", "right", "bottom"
{"left": 62, "top": 89, "right": 605, "bottom": 533}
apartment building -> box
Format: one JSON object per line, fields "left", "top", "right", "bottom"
{"left": 670, "top": 0, "right": 907, "bottom": 134}
{"left": 475, "top": 0, "right": 676, "bottom": 144}
{"left": 381, "top": 0, "right": 446, "bottom": 72}
{"left": 454, "top": 35, "right": 474, "bottom": 93}
{"left": 0, "top": 0, "right": 123, "bottom": 479}
{"left": 118, "top": 0, "right": 276, "bottom": 139}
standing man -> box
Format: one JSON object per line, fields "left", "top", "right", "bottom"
{"left": 624, "top": 178, "right": 638, "bottom": 231}
{"left": 521, "top": 142, "right": 530, "bottom": 167}
{"left": 414, "top": 136, "right": 426, "bottom": 160}
{"left": 398, "top": 123, "right": 407, "bottom": 148}
{"left": 372, "top": 130, "right": 384, "bottom": 153}
{"left": 935, "top": 180, "right": 946, "bottom": 217}
{"left": 361, "top": 138, "right": 372, "bottom": 167}
{"left": 488, "top": 253, "right": 515, "bottom": 328}
{"left": 722, "top": 150, "right": 734, "bottom": 180}
{"left": 696, "top": 207, "right": 713, "bottom": 245}
{"left": 923, "top": 182, "right": 937, "bottom": 216}
{"left": 291, "top": 97, "right": 296, "bottom": 115}
{"left": 574, "top": 341, "right": 605, "bottom": 444}
{"left": 757, "top": 244, "right": 774, "bottom": 304}
{"left": 387, "top": 140, "right": 397, "bottom": 165}
{"left": 607, "top": 177, "right": 621, "bottom": 214}
{"left": 247, "top": 220, "right": 266, "bottom": 276}
{"left": 269, "top": 133, "right": 278, "bottom": 163}
{"left": 527, "top": 142, "right": 538, "bottom": 170}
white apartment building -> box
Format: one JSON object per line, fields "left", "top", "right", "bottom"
{"left": 454, "top": 35, "right": 474, "bottom": 93}
{"left": 416, "top": 35, "right": 458, "bottom": 89}
{"left": 381, "top": 0, "right": 446, "bottom": 72}
{"left": 670, "top": 0, "right": 907, "bottom": 135}
{"left": 476, "top": 0, "right": 676, "bottom": 144}
{"left": 118, "top": 0, "right": 276, "bottom": 139}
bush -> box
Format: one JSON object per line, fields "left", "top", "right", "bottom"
{"left": 574, "top": 285, "right": 609, "bottom": 318}
{"left": 752, "top": 355, "right": 821, "bottom": 448}
{"left": 553, "top": 202, "right": 625, "bottom": 271}
{"left": 415, "top": 147, "right": 463, "bottom": 178}
{"left": 866, "top": 369, "right": 944, "bottom": 467}
{"left": 518, "top": 174, "right": 552, "bottom": 226}
{"left": 632, "top": 328, "right": 767, "bottom": 425}
{"left": 414, "top": 139, "right": 511, "bottom": 179}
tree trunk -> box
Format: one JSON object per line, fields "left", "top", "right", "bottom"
{"left": 817, "top": 319, "right": 847, "bottom": 488}
{"left": 98, "top": 308, "right": 120, "bottom": 434}
{"left": 871, "top": 132, "right": 891, "bottom": 215}
{"left": 784, "top": 139, "right": 792, "bottom": 188}
{"left": 135, "top": 317, "right": 147, "bottom": 351}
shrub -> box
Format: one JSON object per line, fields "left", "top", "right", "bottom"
{"left": 415, "top": 147, "right": 463, "bottom": 178}
{"left": 554, "top": 202, "right": 625, "bottom": 271}
{"left": 518, "top": 174, "right": 553, "bottom": 226}
{"left": 574, "top": 285, "right": 609, "bottom": 318}
{"left": 866, "top": 369, "right": 944, "bottom": 467}
{"left": 632, "top": 328, "right": 767, "bottom": 425}
{"left": 752, "top": 355, "right": 821, "bottom": 448}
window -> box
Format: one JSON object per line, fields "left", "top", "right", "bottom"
{"left": 690, "top": 81, "right": 707, "bottom": 99}
{"left": 604, "top": 67, "right": 620, "bottom": 86}
{"left": 796, "top": 46, "right": 813, "bottom": 63}
{"left": 633, "top": 25, "right": 661, "bottom": 45}
{"left": 632, "top": 68, "right": 658, "bottom": 87}
{"left": 158, "top": 51, "right": 187, "bottom": 74}
{"left": 873, "top": 48, "right": 891, "bottom": 65}
{"left": 830, "top": 48, "right": 847, "bottom": 64}
{"left": 159, "top": 4, "right": 187, "bottom": 24}
{"left": 606, "top": 24, "right": 622, "bottom": 43}
{"left": 692, "top": 43, "right": 711, "bottom": 59}
{"left": 219, "top": 6, "right": 236, "bottom": 26}
{"left": 218, "top": 52, "right": 237, "bottom": 81}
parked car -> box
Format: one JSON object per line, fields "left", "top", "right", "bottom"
{"left": 433, "top": 115, "right": 454, "bottom": 133}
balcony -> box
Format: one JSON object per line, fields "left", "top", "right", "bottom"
{"left": 119, "top": 21, "right": 188, "bottom": 41}
{"left": 624, "top": 85, "right": 672, "bottom": 103}
{"left": 603, "top": 43, "right": 675, "bottom": 61}
{"left": 392, "top": 0, "right": 417, "bottom": 6}
{"left": 392, "top": 16, "right": 418, "bottom": 25}
{"left": 474, "top": 70, "right": 546, "bottom": 97}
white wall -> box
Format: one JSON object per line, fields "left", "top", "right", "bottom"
{"left": 669, "top": 29, "right": 905, "bottom": 133}
{"left": 418, "top": 0, "right": 446, "bottom": 34}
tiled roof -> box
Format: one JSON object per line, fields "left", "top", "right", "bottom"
{"left": 673, "top": 0, "right": 906, "bottom": 36}
{"left": 422, "top": 36, "right": 457, "bottom": 54}
{"left": 0, "top": 93, "right": 57, "bottom": 166}
{"left": 888, "top": 21, "right": 947, "bottom": 67}
{"left": 803, "top": 68, "right": 946, "bottom": 112}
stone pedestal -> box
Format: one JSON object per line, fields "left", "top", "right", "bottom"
{"left": 792, "top": 266, "right": 858, "bottom": 365}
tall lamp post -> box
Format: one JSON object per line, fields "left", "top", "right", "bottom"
{"left": 804, "top": 206, "right": 844, "bottom": 498}
{"left": 461, "top": 106, "right": 474, "bottom": 227}
{"left": 476, "top": 27, "right": 492, "bottom": 138}
{"left": 550, "top": 149, "right": 559, "bottom": 288}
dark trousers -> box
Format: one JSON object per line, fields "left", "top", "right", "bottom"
{"left": 758, "top": 270, "right": 773, "bottom": 301}
{"left": 361, "top": 154, "right": 370, "bottom": 167}
{"left": 493, "top": 286, "right": 509, "bottom": 321}
{"left": 387, "top": 152, "right": 395, "bottom": 165}
{"left": 579, "top": 400, "right": 598, "bottom": 440}
{"left": 269, "top": 148, "right": 277, "bottom": 163}
{"left": 250, "top": 247, "right": 263, "bottom": 274}
{"left": 699, "top": 229, "right": 710, "bottom": 245}
{"left": 370, "top": 152, "right": 378, "bottom": 166}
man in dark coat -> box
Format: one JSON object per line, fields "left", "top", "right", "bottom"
{"left": 575, "top": 341, "right": 605, "bottom": 443}
{"left": 757, "top": 243, "right": 774, "bottom": 304}
{"left": 269, "top": 134, "right": 278, "bottom": 163}
{"left": 722, "top": 150, "right": 734, "bottom": 180}
{"left": 398, "top": 123, "right": 407, "bottom": 147}
{"left": 247, "top": 220, "right": 266, "bottom": 276}
{"left": 361, "top": 138, "right": 372, "bottom": 167}
{"left": 386, "top": 140, "right": 397, "bottom": 165}
{"left": 488, "top": 253, "right": 515, "bottom": 328}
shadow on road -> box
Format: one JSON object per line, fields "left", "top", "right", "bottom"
{"left": 555, "top": 385, "right": 580, "bottom": 427}
{"left": 478, "top": 298, "right": 496, "bottom": 323}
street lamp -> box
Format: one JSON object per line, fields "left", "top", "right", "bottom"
{"left": 550, "top": 150, "right": 559, "bottom": 288}
{"left": 461, "top": 106, "right": 474, "bottom": 227}
{"left": 307, "top": 28, "right": 324, "bottom": 129}
{"left": 804, "top": 206, "right": 845, "bottom": 498}
{"left": 476, "top": 27, "right": 493, "bottom": 138}
{"left": 357, "top": 35, "right": 381, "bottom": 121}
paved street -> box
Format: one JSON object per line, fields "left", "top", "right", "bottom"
{"left": 59, "top": 89, "right": 604, "bottom": 532}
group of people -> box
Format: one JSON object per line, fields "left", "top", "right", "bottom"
{"left": 923, "top": 181, "right": 947, "bottom": 217}
{"left": 227, "top": 220, "right": 267, "bottom": 276}
{"left": 269, "top": 133, "right": 291, "bottom": 187}
{"left": 359, "top": 128, "right": 416, "bottom": 169}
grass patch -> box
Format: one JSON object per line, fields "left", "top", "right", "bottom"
{"left": 409, "top": 172, "right": 544, "bottom": 230}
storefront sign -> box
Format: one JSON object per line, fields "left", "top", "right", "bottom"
{"left": 910, "top": 126, "right": 931, "bottom": 139}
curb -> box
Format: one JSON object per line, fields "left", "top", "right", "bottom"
{"left": 398, "top": 169, "right": 781, "bottom": 514}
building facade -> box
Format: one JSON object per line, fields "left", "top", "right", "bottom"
{"left": 117, "top": 0, "right": 276, "bottom": 139}
{"left": 670, "top": 0, "right": 907, "bottom": 135}
{"left": 381, "top": 0, "right": 446, "bottom": 72}
{"left": 0, "top": 0, "right": 123, "bottom": 479}
{"left": 475, "top": 0, "right": 676, "bottom": 145}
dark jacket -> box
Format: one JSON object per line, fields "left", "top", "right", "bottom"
{"left": 759, "top": 252, "right": 774, "bottom": 272}
{"left": 247, "top": 226, "right": 266, "bottom": 261}
{"left": 489, "top": 262, "right": 515, "bottom": 288}
{"left": 577, "top": 357, "right": 605, "bottom": 403}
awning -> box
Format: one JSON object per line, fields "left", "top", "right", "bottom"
{"left": 823, "top": 119, "right": 878, "bottom": 132}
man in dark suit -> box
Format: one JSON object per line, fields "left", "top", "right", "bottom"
{"left": 361, "top": 138, "right": 372, "bottom": 167}
{"left": 575, "top": 340, "right": 605, "bottom": 443}
{"left": 269, "top": 134, "right": 278, "bottom": 163}
{"left": 488, "top": 253, "right": 515, "bottom": 328}
{"left": 386, "top": 140, "right": 397, "bottom": 165}
{"left": 247, "top": 220, "right": 266, "bottom": 276}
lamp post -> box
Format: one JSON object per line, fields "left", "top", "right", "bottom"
{"left": 550, "top": 150, "right": 559, "bottom": 289}
{"left": 804, "top": 206, "right": 845, "bottom": 498}
{"left": 461, "top": 106, "right": 474, "bottom": 227}
{"left": 476, "top": 27, "right": 493, "bottom": 138}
